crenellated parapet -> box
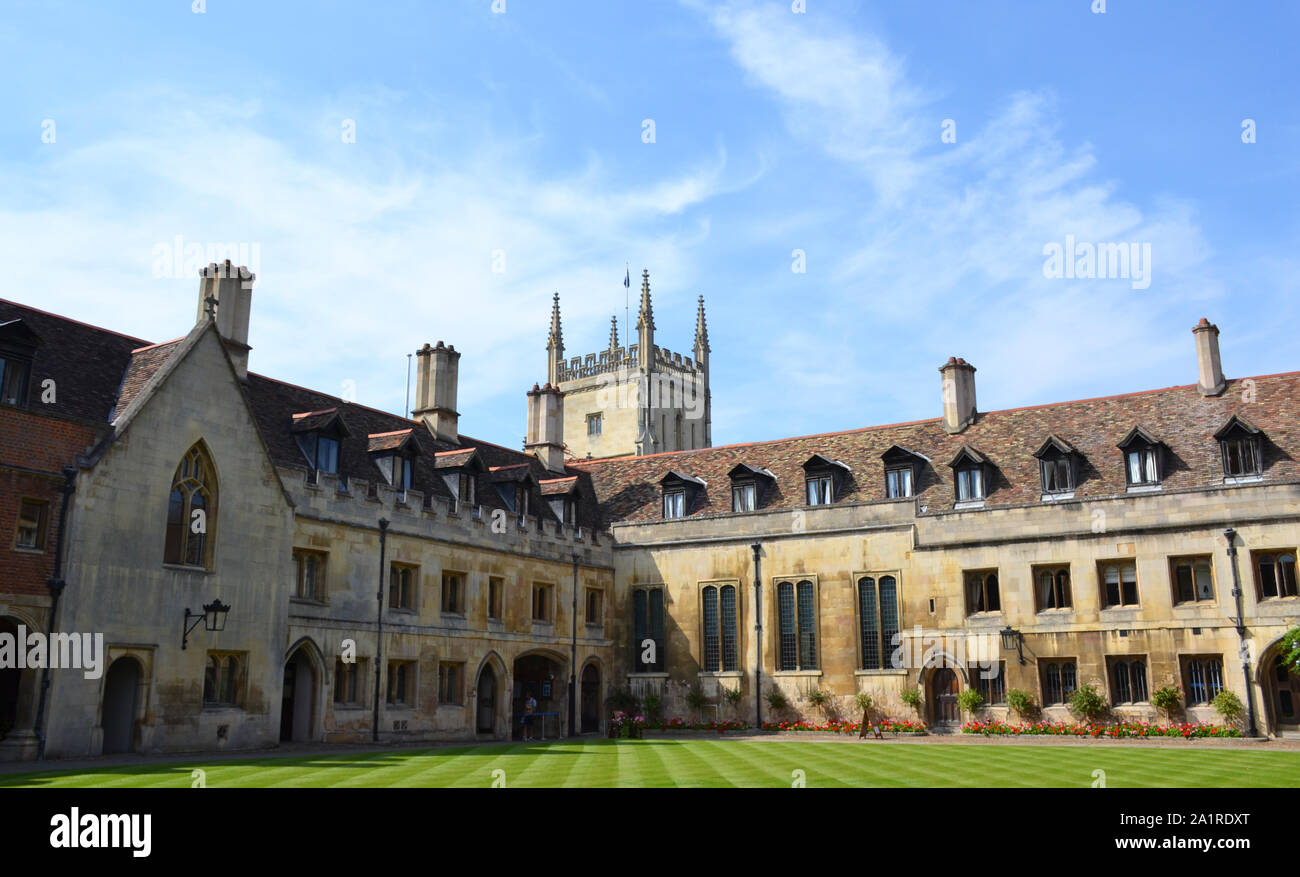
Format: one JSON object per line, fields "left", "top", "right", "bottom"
{"left": 281, "top": 466, "right": 614, "bottom": 565}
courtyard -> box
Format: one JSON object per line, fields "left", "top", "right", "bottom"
{"left": 2, "top": 736, "right": 1297, "bottom": 789}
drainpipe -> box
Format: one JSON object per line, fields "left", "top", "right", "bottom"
{"left": 752, "top": 542, "right": 762, "bottom": 731}
{"left": 373, "top": 518, "right": 389, "bottom": 743}
{"left": 569, "top": 552, "right": 578, "bottom": 737}
{"left": 34, "top": 465, "right": 77, "bottom": 761}
{"left": 1223, "top": 528, "right": 1259, "bottom": 737}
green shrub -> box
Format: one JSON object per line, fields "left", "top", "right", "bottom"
{"left": 1211, "top": 689, "right": 1244, "bottom": 725}
{"left": 900, "top": 686, "right": 922, "bottom": 710}
{"left": 804, "top": 688, "right": 839, "bottom": 719}
{"left": 1006, "top": 688, "right": 1036, "bottom": 720}
{"left": 765, "top": 688, "right": 790, "bottom": 714}
{"left": 721, "top": 686, "right": 743, "bottom": 714}
{"left": 1151, "top": 685, "right": 1181, "bottom": 722}
{"left": 1067, "top": 683, "right": 1108, "bottom": 722}
{"left": 956, "top": 688, "right": 984, "bottom": 714}
{"left": 854, "top": 692, "right": 874, "bottom": 715}
{"left": 642, "top": 693, "right": 664, "bottom": 725}
{"left": 684, "top": 683, "right": 709, "bottom": 712}
{"left": 1283, "top": 627, "right": 1300, "bottom": 676}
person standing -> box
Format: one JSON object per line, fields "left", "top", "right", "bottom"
{"left": 523, "top": 693, "right": 538, "bottom": 741}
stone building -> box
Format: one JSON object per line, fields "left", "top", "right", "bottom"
{"left": 2, "top": 261, "right": 1298, "bottom": 763}
{"left": 547, "top": 271, "right": 711, "bottom": 460}
{"left": 574, "top": 319, "right": 1300, "bottom": 736}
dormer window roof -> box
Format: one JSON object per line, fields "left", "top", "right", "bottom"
{"left": 660, "top": 471, "right": 705, "bottom": 519}
{"left": 881, "top": 446, "right": 928, "bottom": 499}
{"left": 541, "top": 476, "right": 581, "bottom": 525}
{"left": 1214, "top": 414, "right": 1263, "bottom": 479}
{"left": 803, "top": 454, "right": 850, "bottom": 505}
{"left": 1118, "top": 426, "right": 1166, "bottom": 488}
{"left": 728, "top": 463, "right": 775, "bottom": 512}
{"left": 435, "top": 448, "right": 485, "bottom": 509}
{"left": 948, "top": 446, "right": 988, "bottom": 505}
{"left": 1033, "top": 435, "right": 1079, "bottom": 496}
{"left": 491, "top": 464, "right": 537, "bottom": 516}
{"left": 369, "top": 429, "right": 420, "bottom": 491}
{"left": 292, "top": 408, "right": 350, "bottom": 475}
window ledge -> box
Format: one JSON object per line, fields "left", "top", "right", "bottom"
{"left": 953, "top": 500, "right": 985, "bottom": 510}
{"left": 332, "top": 704, "right": 366, "bottom": 711}
{"left": 1223, "top": 475, "right": 1263, "bottom": 485}
{"left": 1126, "top": 484, "right": 1162, "bottom": 493}
{"left": 163, "top": 563, "right": 212, "bottom": 574}
{"left": 202, "top": 705, "right": 244, "bottom": 712}
{"left": 1040, "top": 491, "right": 1075, "bottom": 502}
{"left": 388, "top": 607, "right": 418, "bottom": 616}
{"left": 772, "top": 670, "right": 822, "bottom": 677}
{"left": 854, "top": 669, "right": 907, "bottom": 677}
{"left": 698, "top": 671, "right": 745, "bottom": 679}
{"left": 627, "top": 672, "right": 669, "bottom": 679}
{"left": 1036, "top": 607, "right": 1075, "bottom": 615}
{"left": 12, "top": 546, "right": 45, "bottom": 555}
{"left": 290, "top": 596, "right": 327, "bottom": 607}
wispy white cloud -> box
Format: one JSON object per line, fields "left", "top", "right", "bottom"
{"left": 693, "top": 1, "right": 1223, "bottom": 432}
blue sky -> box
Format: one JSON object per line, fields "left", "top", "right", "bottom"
{"left": 3, "top": 0, "right": 1297, "bottom": 448}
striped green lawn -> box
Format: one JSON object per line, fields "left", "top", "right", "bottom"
{"left": 2, "top": 738, "right": 1295, "bottom": 788}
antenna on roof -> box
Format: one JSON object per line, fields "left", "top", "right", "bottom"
{"left": 405, "top": 353, "right": 412, "bottom": 418}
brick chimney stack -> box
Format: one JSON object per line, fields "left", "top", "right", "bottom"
{"left": 939, "top": 357, "right": 977, "bottom": 434}
{"left": 197, "top": 260, "right": 254, "bottom": 380}
{"left": 1193, "top": 318, "right": 1226, "bottom": 397}
{"left": 413, "top": 341, "right": 461, "bottom": 443}
{"left": 525, "top": 383, "right": 566, "bottom": 473}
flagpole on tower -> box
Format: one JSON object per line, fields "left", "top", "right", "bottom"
{"left": 624, "top": 262, "right": 630, "bottom": 352}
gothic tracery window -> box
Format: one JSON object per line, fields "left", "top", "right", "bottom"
{"left": 165, "top": 442, "right": 217, "bottom": 568}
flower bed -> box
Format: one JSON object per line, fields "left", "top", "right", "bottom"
{"left": 761, "top": 718, "right": 927, "bottom": 735}
{"left": 962, "top": 719, "right": 1242, "bottom": 738}
{"left": 655, "top": 717, "right": 751, "bottom": 732}
{"left": 609, "top": 711, "right": 648, "bottom": 738}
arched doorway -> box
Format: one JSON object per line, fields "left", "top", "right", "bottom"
{"left": 281, "top": 644, "right": 319, "bottom": 743}
{"left": 1261, "top": 645, "right": 1300, "bottom": 736}
{"left": 580, "top": 663, "right": 601, "bottom": 733}
{"left": 0, "top": 618, "right": 22, "bottom": 743}
{"left": 101, "top": 657, "right": 141, "bottom": 754}
{"left": 512, "top": 652, "right": 565, "bottom": 740}
{"left": 476, "top": 665, "right": 497, "bottom": 734}
{"left": 929, "top": 667, "right": 960, "bottom": 728}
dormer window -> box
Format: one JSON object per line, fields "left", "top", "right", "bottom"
{"left": 0, "top": 355, "right": 30, "bottom": 406}
{"left": 490, "top": 464, "right": 537, "bottom": 522}
{"left": 802, "top": 454, "right": 850, "bottom": 506}
{"left": 728, "top": 463, "right": 774, "bottom": 513}
{"left": 1034, "top": 435, "right": 1078, "bottom": 497}
{"left": 1117, "top": 426, "right": 1164, "bottom": 488}
{"left": 660, "top": 471, "right": 705, "bottom": 520}
{"left": 541, "top": 476, "right": 581, "bottom": 526}
{"left": 949, "top": 447, "right": 988, "bottom": 505}
{"left": 368, "top": 429, "right": 419, "bottom": 496}
{"left": 0, "top": 319, "right": 42, "bottom": 407}
{"left": 1215, "top": 414, "right": 1263, "bottom": 479}
{"left": 881, "top": 446, "right": 928, "bottom": 499}
{"left": 434, "top": 448, "right": 485, "bottom": 512}
{"left": 293, "top": 409, "right": 350, "bottom": 476}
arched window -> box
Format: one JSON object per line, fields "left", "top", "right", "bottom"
{"left": 164, "top": 443, "right": 217, "bottom": 568}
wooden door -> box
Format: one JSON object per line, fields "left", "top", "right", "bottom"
{"left": 932, "top": 668, "right": 959, "bottom": 724}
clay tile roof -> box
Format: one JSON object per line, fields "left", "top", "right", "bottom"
{"left": 573, "top": 370, "right": 1300, "bottom": 523}
{"left": 434, "top": 448, "right": 481, "bottom": 469}
{"left": 539, "top": 476, "right": 579, "bottom": 496}
{"left": 114, "top": 340, "right": 184, "bottom": 419}
{"left": 367, "top": 429, "right": 416, "bottom": 453}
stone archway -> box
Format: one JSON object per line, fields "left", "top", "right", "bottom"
{"left": 580, "top": 661, "right": 601, "bottom": 733}
{"left": 476, "top": 665, "right": 498, "bottom": 734}
{"left": 281, "top": 639, "right": 324, "bottom": 743}
{"left": 101, "top": 657, "right": 142, "bottom": 754}
{"left": 0, "top": 615, "right": 40, "bottom": 761}
{"left": 1258, "top": 638, "right": 1300, "bottom": 736}
{"left": 512, "top": 650, "right": 566, "bottom": 740}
